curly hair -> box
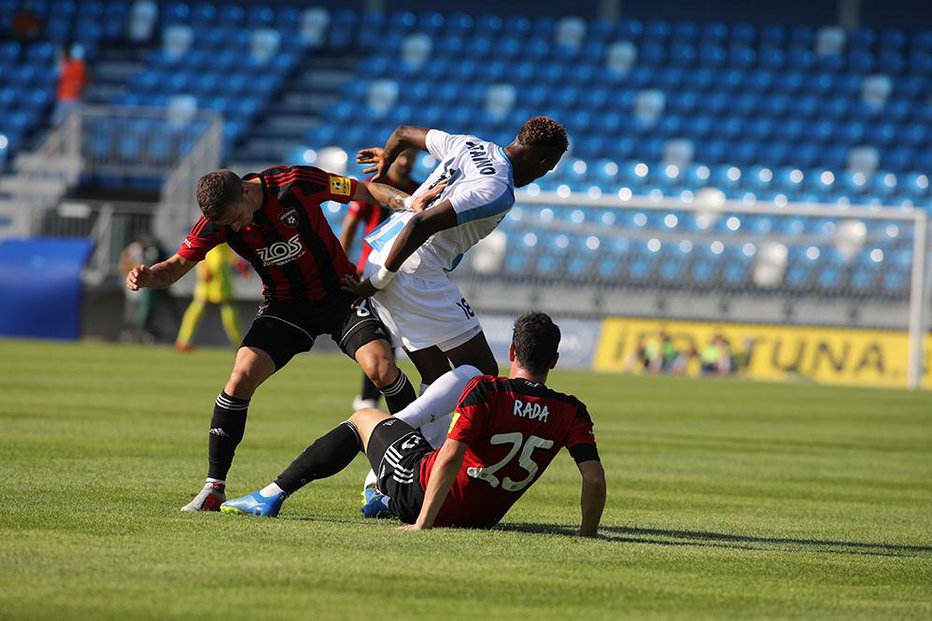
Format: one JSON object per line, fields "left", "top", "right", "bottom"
{"left": 517, "top": 116, "right": 568, "bottom": 152}
{"left": 196, "top": 169, "right": 242, "bottom": 221}
{"left": 512, "top": 311, "right": 561, "bottom": 374}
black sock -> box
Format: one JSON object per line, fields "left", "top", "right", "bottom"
{"left": 360, "top": 373, "right": 381, "bottom": 403}
{"left": 380, "top": 371, "right": 416, "bottom": 414}
{"left": 275, "top": 422, "right": 361, "bottom": 494}
{"left": 207, "top": 391, "right": 249, "bottom": 480}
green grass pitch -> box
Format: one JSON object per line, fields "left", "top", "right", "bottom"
{"left": 0, "top": 339, "right": 930, "bottom": 620}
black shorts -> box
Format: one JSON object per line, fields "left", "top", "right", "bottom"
{"left": 241, "top": 295, "right": 389, "bottom": 370}
{"left": 366, "top": 418, "right": 433, "bottom": 524}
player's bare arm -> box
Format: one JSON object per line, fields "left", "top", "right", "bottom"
{"left": 357, "top": 125, "right": 429, "bottom": 178}
{"left": 577, "top": 459, "right": 606, "bottom": 538}
{"left": 339, "top": 209, "right": 362, "bottom": 253}
{"left": 353, "top": 182, "right": 410, "bottom": 212}
{"left": 400, "top": 438, "right": 468, "bottom": 531}
{"left": 339, "top": 199, "right": 457, "bottom": 306}
{"left": 355, "top": 179, "right": 445, "bottom": 213}
{"left": 125, "top": 253, "right": 197, "bottom": 291}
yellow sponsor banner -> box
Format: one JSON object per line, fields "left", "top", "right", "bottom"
{"left": 594, "top": 317, "right": 932, "bottom": 389}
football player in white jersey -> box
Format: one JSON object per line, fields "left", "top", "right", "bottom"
{"left": 343, "top": 117, "right": 568, "bottom": 387}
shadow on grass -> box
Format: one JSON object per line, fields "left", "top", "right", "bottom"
{"left": 496, "top": 523, "right": 932, "bottom": 558}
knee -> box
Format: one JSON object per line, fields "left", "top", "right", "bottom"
{"left": 227, "top": 365, "right": 260, "bottom": 398}
{"left": 358, "top": 348, "right": 398, "bottom": 388}
{"left": 361, "top": 357, "right": 398, "bottom": 388}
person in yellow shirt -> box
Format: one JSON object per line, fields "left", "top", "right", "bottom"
{"left": 175, "top": 244, "right": 242, "bottom": 351}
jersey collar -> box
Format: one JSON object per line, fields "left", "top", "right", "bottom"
{"left": 498, "top": 145, "right": 515, "bottom": 186}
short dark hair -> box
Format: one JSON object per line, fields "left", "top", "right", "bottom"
{"left": 196, "top": 169, "right": 242, "bottom": 221}
{"left": 517, "top": 116, "right": 568, "bottom": 152}
{"left": 512, "top": 311, "right": 561, "bottom": 374}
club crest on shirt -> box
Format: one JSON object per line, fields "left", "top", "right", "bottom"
{"left": 279, "top": 208, "right": 298, "bottom": 227}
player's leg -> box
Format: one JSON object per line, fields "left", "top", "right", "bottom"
{"left": 175, "top": 298, "right": 206, "bottom": 351}
{"left": 405, "top": 345, "right": 453, "bottom": 385}
{"left": 392, "top": 364, "right": 483, "bottom": 446}
{"left": 181, "top": 304, "right": 314, "bottom": 512}
{"left": 219, "top": 302, "right": 242, "bottom": 346}
{"left": 353, "top": 372, "right": 382, "bottom": 410}
{"left": 358, "top": 364, "right": 482, "bottom": 518}
{"left": 338, "top": 300, "right": 416, "bottom": 414}
{"left": 221, "top": 409, "right": 392, "bottom": 518}
{"left": 444, "top": 331, "right": 499, "bottom": 376}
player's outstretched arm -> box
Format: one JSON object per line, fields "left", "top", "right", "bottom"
{"left": 357, "top": 125, "right": 429, "bottom": 178}
{"left": 400, "top": 438, "right": 468, "bottom": 531}
{"left": 354, "top": 179, "right": 445, "bottom": 213}
{"left": 125, "top": 253, "right": 197, "bottom": 291}
{"left": 576, "top": 459, "right": 606, "bottom": 537}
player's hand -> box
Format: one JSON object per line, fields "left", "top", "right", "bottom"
{"left": 125, "top": 264, "right": 152, "bottom": 291}
{"left": 396, "top": 523, "right": 428, "bottom": 531}
{"left": 357, "top": 147, "right": 387, "bottom": 177}
{"left": 408, "top": 180, "right": 448, "bottom": 213}
{"left": 340, "top": 273, "right": 378, "bottom": 307}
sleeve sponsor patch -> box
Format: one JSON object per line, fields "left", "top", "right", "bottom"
{"left": 330, "top": 176, "right": 353, "bottom": 196}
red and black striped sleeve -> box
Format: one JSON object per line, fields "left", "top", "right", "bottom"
{"left": 272, "top": 166, "right": 358, "bottom": 206}
{"left": 447, "top": 376, "right": 491, "bottom": 446}
{"left": 566, "top": 401, "right": 600, "bottom": 464}
{"left": 177, "top": 216, "right": 225, "bottom": 262}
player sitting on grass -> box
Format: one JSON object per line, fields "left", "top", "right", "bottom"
{"left": 221, "top": 312, "right": 606, "bottom": 536}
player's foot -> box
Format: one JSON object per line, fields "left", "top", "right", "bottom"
{"left": 180, "top": 481, "right": 225, "bottom": 512}
{"left": 352, "top": 396, "right": 379, "bottom": 411}
{"left": 174, "top": 342, "right": 196, "bottom": 352}
{"left": 360, "top": 487, "right": 392, "bottom": 519}
{"left": 220, "top": 490, "right": 286, "bottom": 518}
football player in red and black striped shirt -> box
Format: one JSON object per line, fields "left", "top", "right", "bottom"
{"left": 223, "top": 312, "right": 606, "bottom": 537}
{"left": 339, "top": 147, "right": 420, "bottom": 411}
{"left": 125, "top": 165, "right": 444, "bottom": 512}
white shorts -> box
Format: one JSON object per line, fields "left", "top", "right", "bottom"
{"left": 367, "top": 268, "right": 482, "bottom": 352}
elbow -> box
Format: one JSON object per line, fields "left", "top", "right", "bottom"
{"left": 582, "top": 462, "right": 606, "bottom": 489}
{"left": 394, "top": 124, "right": 416, "bottom": 139}
{"left": 408, "top": 212, "right": 433, "bottom": 238}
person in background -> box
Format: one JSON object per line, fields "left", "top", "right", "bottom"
{"left": 53, "top": 43, "right": 88, "bottom": 126}
{"left": 175, "top": 243, "right": 246, "bottom": 352}
{"left": 118, "top": 233, "right": 167, "bottom": 344}
{"left": 339, "top": 147, "right": 420, "bottom": 410}
{"left": 700, "top": 334, "right": 732, "bottom": 376}
{"left": 11, "top": 1, "right": 42, "bottom": 45}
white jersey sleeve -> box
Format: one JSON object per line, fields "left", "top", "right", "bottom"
{"left": 447, "top": 177, "right": 513, "bottom": 225}
{"left": 425, "top": 129, "right": 469, "bottom": 161}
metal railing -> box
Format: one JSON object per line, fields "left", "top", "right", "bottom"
{"left": 0, "top": 105, "right": 222, "bottom": 243}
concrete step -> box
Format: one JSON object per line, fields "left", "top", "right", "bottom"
{"left": 94, "top": 60, "right": 145, "bottom": 81}
{"left": 85, "top": 83, "right": 128, "bottom": 103}
{"left": 279, "top": 91, "right": 338, "bottom": 111}
{"left": 293, "top": 69, "right": 354, "bottom": 90}
{"left": 232, "top": 138, "right": 302, "bottom": 162}
{"left": 14, "top": 153, "right": 82, "bottom": 176}
{"left": 0, "top": 176, "right": 68, "bottom": 196}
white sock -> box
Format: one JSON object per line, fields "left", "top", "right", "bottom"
{"left": 395, "top": 365, "right": 483, "bottom": 445}
{"left": 206, "top": 478, "right": 224, "bottom": 485}
{"left": 259, "top": 482, "right": 285, "bottom": 497}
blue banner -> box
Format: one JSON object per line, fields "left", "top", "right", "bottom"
{"left": 0, "top": 238, "right": 94, "bottom": 340}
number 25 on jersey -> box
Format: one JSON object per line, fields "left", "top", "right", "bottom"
{"left": 467, "top": 432, "right": 554, "bottom": 492}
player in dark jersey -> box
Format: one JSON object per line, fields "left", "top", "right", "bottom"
{"left": 339, "top": 147, "right": 420, "bottom": 411}
{"left": 125, "top": 166, "right": 444, "bottom": 512}
{"left": 221, "top": 312, "right": 606, "bottom": 537}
